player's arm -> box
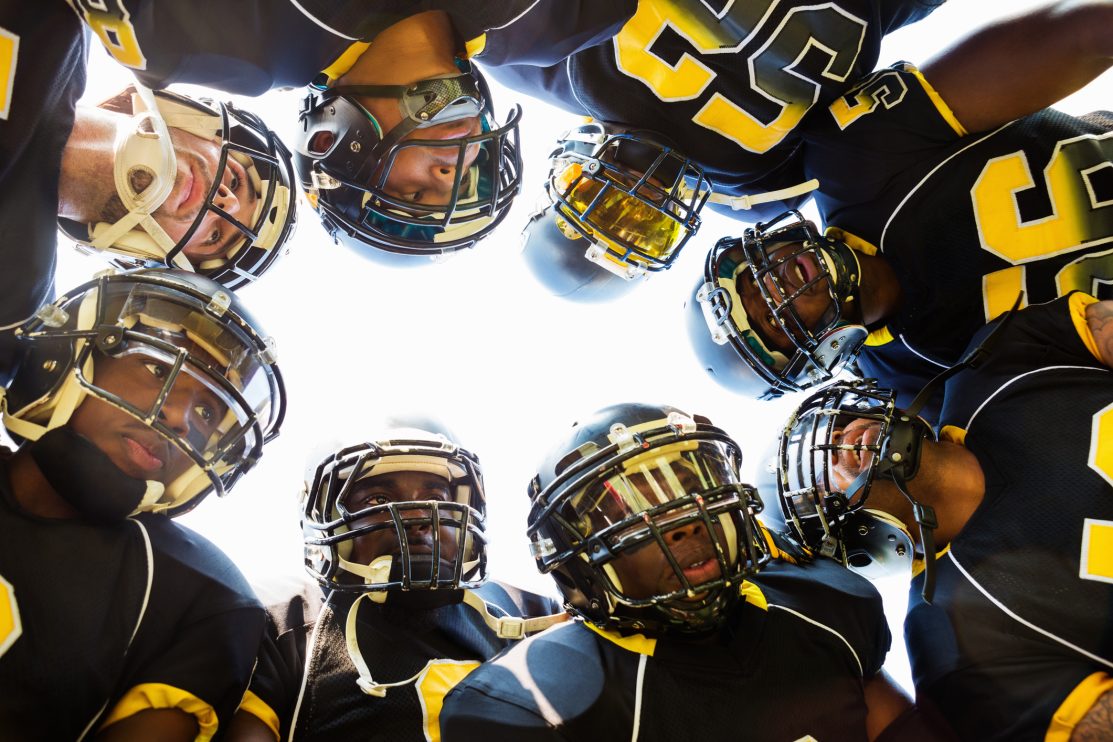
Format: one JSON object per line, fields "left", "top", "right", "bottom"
{"left": 226, "top": 708, "right": 280, "bottom": 742}
{"left": 866, "top": 671, "right": 959, "bottom": 741}
{"left": 1085, "top": 300, "right": 1113, "bottom": 369}
{"left": 922, "top": 0, "right": 1112, "bottom": 133}
{"left": 94, "top": 708, "right": 197, "bottom": 741}
{"left": 1072, "top": 687, "right": 1113, "bottom": 741}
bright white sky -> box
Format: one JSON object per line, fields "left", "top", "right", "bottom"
{"left": 57, "top": 0, "right": 1111, "bottom": 692}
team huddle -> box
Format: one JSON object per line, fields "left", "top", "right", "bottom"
{"left": 0, "top": 0, "right": 1111, "bottom": 740}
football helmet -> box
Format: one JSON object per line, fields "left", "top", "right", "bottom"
{"left": 59, "top": 86, "right": 298, "bottom": 290}
{"left": 301, "top": 419, "right": 487, "bottom": 596}
{"left": 520, "top": 121, "right": 710, "bottom": 300}
{"left": 0, "top": 269, "right": 286, "bottom": 517}
{"left": 776, "top": 380, "right": 935, "bottom": 582}
{"left": 688, "top": 211, "right": 866, "bottom": 399}
{"left": 528, "top": 402, "right": 768, "bottom": 635}
{"left": 293, "top": 62, "right": 521, "bottom": 262}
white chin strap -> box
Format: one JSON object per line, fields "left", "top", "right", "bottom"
{"left": 703, "top": 178, "right": 819, "bottom": 211}
{"left": 344, "top": 587, "right": 569, "bottom": 698}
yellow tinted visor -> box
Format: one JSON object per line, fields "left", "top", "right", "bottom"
{"left": 556, "top": 163, "right": 684, "bottom": 261}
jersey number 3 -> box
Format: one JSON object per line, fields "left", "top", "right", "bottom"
{"left": 614, "top": 0, "right": 867, "bottom": 154}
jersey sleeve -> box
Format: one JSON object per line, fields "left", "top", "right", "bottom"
{"left": 939, "top": 293, "right": 1105, "bottom": 433}
{"left": 104, "top": 516, "right": 267, "bottom": 736}
{"left": 468, "top": 0, "right": 634, "bottom": 67}
{"left": 805, "top": 62, "right": 967, "bottom": 224}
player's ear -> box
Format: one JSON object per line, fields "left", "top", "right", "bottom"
{"left": 1085, "top": 299, "right": 1113, "bottom": 370}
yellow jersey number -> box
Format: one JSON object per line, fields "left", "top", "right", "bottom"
{"left": 0, "top": 26, "right": 18, "bottom": 121}
{"left": 0, "top": 576, "right": 22, "bottom": 657}
{"left": 613, "top": 0, "right": 867, "bottom": 154}
{"left": 1082, "top": 403, "right": 1113, "bottom": 584}
{"left": 68, "top": 0, "right": 146, "bottom": 70}
{"left": 975, "top": 132, "right": 1113, "bottom": 320}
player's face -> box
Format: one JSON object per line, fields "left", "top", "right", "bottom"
{"left": 737, "top": 242, "right": 836, "bottom": 353}
{"left": 603, "top": 465, "right": 726, "bottom": 601}
{"left": 342, "top": 470, "right": 460, "bottom": 568}
{"left": 361, "top": 97, "right": 484, "bottom": 208}
{"left": 153, "top": 128, "right": 258, "bottom": 261}
{"left": 68, "top": 352, "right": 229, "bottom": 485}
{"left": 828, "top": 416, "right": 883, "bottom": 495}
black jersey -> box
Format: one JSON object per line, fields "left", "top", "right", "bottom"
{"left": 904, "top": 293, "right": 1113, "bottom": 741}
{"left": 66, "top": 0, "right": 554, "bottom": 96}
{"left": 0, "top": 459, "right": 264, "bottom": 739}
{"left": 65, "top": 0, "right": 373, "bottom": 95}
{"left": 441, "top": 557, "right": 889, "bottom": 742}
{"left": 803, "top": 63, "right": 1113, "bottom": 418}
{"left": 243, "top": 577, "right": 561, "bottom": 741}
{"left": 477, "top": 0, "right": 945, "bottom": 216}
{"left": 0, "top": 4, "right": 87, "bottom": 343}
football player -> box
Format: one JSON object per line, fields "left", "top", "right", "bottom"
{"left": 71, "top": 5, "right": 545, "bottom": 262}
{"left": 59, "top": 84, "right": 298, "bottom": 289}
{"left": 0, "top": 268, "right": 286, "bottom": 738}
{"left": 519, "top": 119, "right": 814, "bottom": 302}
{"left": 439, "top": 403, "right": 954, "bottom": 741}
{"left": 226, "top": 420, "right": 565, "bottom": 741}
{"left": 775, "top": 292, "right": 1113, "bottom": 739}
{"left": 687, "top": 0, "right": 1113, "bottom": 419}
{"left": 476, "top": 0, "right": 947, "bottom": 222}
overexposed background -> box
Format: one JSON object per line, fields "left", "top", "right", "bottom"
{"left": 57, "top": 0, "right": 1111, "bottom": 692}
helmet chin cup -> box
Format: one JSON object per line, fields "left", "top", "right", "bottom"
{"left": 584, "top": 242, "right": 647, "bottom": 280}
{"left": 791, "top": 323, "right": 869, "bottom": 387}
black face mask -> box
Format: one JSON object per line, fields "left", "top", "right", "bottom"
{"left": 28, "top": 427, "right": 149, "bottom": 524}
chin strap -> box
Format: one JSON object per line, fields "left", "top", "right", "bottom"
{"left": 874, "top": 292, "right": 1026, "bottom": 604}
{"left": 705, "top": 178, "right": 820, "bottom": 211}
{"left": 345, "top": 589, "right": 569, "bottom": 697}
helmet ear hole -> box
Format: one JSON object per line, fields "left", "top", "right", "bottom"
{"left": 308, "top": 130, "right": 336, "bottom": 156}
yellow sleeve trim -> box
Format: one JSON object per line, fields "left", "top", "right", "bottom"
{"left": 939, "top": 425, "right": 967, "bottom": 446}
{"left": 319, "top": 41, "right": 371, "bottom": 86}
{"left": 1069, "top": 292, "right": 1102, "bottom": 363}
{"left": 584, "top": 622, "right": 657, "bottom": 656}
{"left": 739, "top": 580, "right": 769, "bottom": 611}
{"left": 910, "top": 543, "right": 951, "bottom": 578}
{"left": 100, "top": 682, "right": 218, "bottom": 741}
{"left": 1046, "top": 671, "right": 1113, "bottom": 742}
{"left": 465, "top": 34, "right": 486, "bottom": 58}
{"left": 824, "top": 226, "right": 878, "bottom": 257}
{"left": 864, "top": 326, "right": 895, "bottom": 347}
{"left": 902, "top": 62, "right": 967, "bottom": 137}
{"left": 236, "top": 690, "right": 279, "bottom": 741}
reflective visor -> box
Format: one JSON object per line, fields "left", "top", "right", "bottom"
{"left": 565, "top": 440, "right": 739, "bottom": 541}
{"left": 557, "top": 164, "right": 684, "bottom": 262}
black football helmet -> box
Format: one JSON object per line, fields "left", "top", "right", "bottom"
{"left": 301, "top": 419, "right": 487, "bottom": 596}
{"left": 528, "top": 402, "right": 768, "bottom": 635}
{"left": 293, "top": 62, "right": 521, "bottom": 263}
{"left": 59, "top": 86, "right": 298, "bottom": 290}
{"left": 0, "top": 269, "right": 286, "bottom": 516}
{"left": 776, "top": 380, "right": 934, "bottom": 581}
{"left": 687, "top": 211, "right": 866, "bottom": 399}
{"left": 520, "top": 121, "right": 711, "bottom": 301}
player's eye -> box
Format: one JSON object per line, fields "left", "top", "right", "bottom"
{"left": 230, "top": 172, "right": 240, "bottom": 192}
{"left": 193, "top": 403, "right": 216, "bottom": 425}
{"left": 142, "top": 361, "right": 170, "bottom": 380}
{"left": 202, "top": 227, "right": 221, "bottom": 246}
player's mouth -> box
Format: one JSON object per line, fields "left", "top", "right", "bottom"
{"left": 177, "top": 163, "right": 201, "bottom": 214}
{"left": 680, "top": 556, "right": 722, "bottom": 585}
{"left": 122, "top": 434, "right": 167, "bottom": 474}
